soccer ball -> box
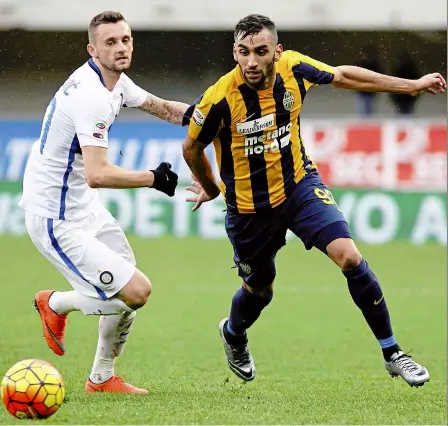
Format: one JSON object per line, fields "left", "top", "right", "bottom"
{"left": 1, "top": 359, "right": 65, "bottom": 420}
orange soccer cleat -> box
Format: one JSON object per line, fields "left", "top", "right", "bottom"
{"left": 33, "top": 290, "right": 68, "bottom": 356}
{"left": 85, "top": 376, "right": 149, "bottom": 394}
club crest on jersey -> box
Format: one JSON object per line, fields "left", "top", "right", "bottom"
{"left": 238, "top": 262, "right": 252, "bottom": 275}
{"left": 100, "top": 271, "right": 114, "bottom": 285}
{"left": 283, "top": 91, "right": 294, "bottom": 111}
{"left": 192, "top": 108, "right": 205, "bottom": 126}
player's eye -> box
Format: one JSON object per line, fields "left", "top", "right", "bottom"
{"left": 107, "top": 40, "right": 114, "bottom": 46}
{"left": 257, "top": 50, "right": 267, "bottom": 56}
{"left": 239, "top": 50, "right": 248, "bottom": 56}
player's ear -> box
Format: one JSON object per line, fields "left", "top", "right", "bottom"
{"left": 233, "top": 43, "right": 238, "bottom": 62}
{"left": 87, "top": 43, "right": 97, "bottom": 58}
{"left": 274, "top": 44, "right": 283, "bottom": 62}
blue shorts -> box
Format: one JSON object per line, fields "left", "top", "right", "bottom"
{"left": 225, "top": 172, "right": 351, "bottom": 288}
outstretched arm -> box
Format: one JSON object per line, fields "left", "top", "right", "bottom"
{"left": 138, "top": 94, "right": 190, "bottom": 125}
{"left": 332, "top": 66, "right": 446, "bottom": 96}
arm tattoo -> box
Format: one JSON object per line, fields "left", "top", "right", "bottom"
{"left": 138, "top": 95, "right": 189, "bottom": 125}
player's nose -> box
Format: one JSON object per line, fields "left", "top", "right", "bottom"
{"left": 116, "top": 42, "right": 126, "bottom": 52}
{"left": 247, "top": 55, "right": 258, "bottom": 68}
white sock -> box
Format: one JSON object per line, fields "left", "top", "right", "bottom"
{"left": 49, "top": 291, "right": 133, "bottom": 315}
{"left": 89, "top": 311, "right": 137, "bottom": 384}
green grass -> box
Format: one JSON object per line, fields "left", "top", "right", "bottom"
{"left": 0, "top": 236, "right": 446, "bottom": 424}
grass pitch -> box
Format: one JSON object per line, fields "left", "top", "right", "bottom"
{"left": 0, "top": 236, "right": 446, "bottom": 424}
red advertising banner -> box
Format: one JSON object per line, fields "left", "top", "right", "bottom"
{"left": 0, "top": 120, "right": 445, "bottom": 191}
{"left": 303, "top": 120, "right": 447, "bottom": 191}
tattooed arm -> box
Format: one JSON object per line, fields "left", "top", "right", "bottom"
{"left": 138, "top": 94, "right": 189, "bottom": 125}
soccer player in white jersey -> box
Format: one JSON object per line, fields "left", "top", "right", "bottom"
{"left": 18, "top": 11, "right": 189, "bottom": 394}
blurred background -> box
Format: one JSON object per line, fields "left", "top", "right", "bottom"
{"left": 0, "top": 0, "right": 446, "bottom": 244}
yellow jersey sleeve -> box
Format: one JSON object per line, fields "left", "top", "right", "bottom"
{"left": 184, "top": 86, "right": 226, "bottom": 145}
{"left": 286, "top": 50, "right": 335, "bottom": 87}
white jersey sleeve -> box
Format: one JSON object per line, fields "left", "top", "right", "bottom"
{"left": 121, "top": 74, "right": 148, "bottom": 108}
{"left": 73, "top": 97, "right": 113, "bottom": 149}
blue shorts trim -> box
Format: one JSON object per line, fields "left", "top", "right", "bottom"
{"left": 47, "top": 219, "right": 108, "bottom": 301}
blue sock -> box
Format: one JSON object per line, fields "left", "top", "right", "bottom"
{"left": 343, "top": 259, "right": 398, "bottom": 355}
{"left": 226, "top": 287, "right": 272, "bottom": 340}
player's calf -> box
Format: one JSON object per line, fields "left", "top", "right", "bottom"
{"left": 227, "top": 283, "right": 273, "bottom": 337}
{"left": 325, "top": 236, "right": 405, "bottom": 367}
{"left": 117, "top": 269, "right": 152, "bottom": 310}
{"left": 218, "top": 283, "right": 273, "bottom": 381}
{"left": 89, "top": 311, "right": 138, "bottom": 384}
{"left": 321, "top": 231, "right": 429, "bottom": 387}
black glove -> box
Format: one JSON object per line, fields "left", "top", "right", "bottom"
{"left": 150, "top": 162, "right": 178, "bottom": 197}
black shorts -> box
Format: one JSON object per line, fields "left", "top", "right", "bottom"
{"left": 225, "top": 172, "right": 351, "bottom": 288}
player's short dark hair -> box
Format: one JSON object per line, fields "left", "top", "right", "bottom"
{"left": 234, "top": 14, "right": 277, "bottom": 42}
{"left": 88, "top": 11, "right": 126, "bottom": 42}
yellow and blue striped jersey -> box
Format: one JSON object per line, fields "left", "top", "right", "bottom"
{"left": 185, "top": 50, "right": 335, "bottom": 213}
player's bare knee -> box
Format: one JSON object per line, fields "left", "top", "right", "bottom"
{"left": 118, "top": 270, "right": 152, "bottom": 310}
{"left": 327, "top": 238, "right": 362, "bottom": 271}
{"left": 131, "top": 280, "right": 151, "bottom": 308}
{"left": 338, "top": 247, "right": 362, "bottom": 271}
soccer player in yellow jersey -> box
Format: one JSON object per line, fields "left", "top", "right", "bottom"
{"left": 182, "top": 14, "right": 446, "bottom": 386}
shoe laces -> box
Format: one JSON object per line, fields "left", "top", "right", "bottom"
{"left": 393, "top": 352, "right": 419, "bottom": 373}
{"left": 230, "top": 344, "right": 251, "bottom": 365}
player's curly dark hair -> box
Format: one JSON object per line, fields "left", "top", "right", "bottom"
{"left": 88, "top": 11, "right": 126, "bottom": 42}
{"left": 234, "top": 14, "right": 277, "bottom": 42}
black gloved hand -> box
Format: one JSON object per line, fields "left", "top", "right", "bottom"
{"left": 150, "top": 162, "right": 178, "bottom": 197}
